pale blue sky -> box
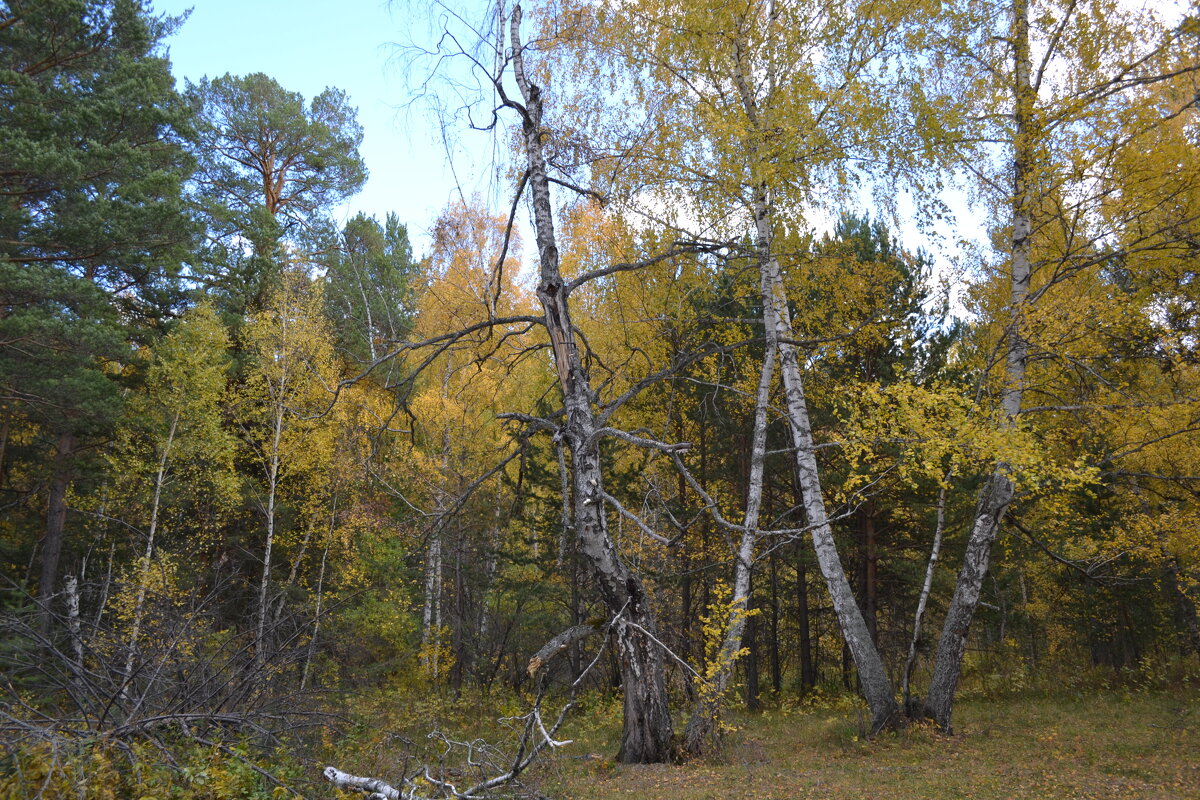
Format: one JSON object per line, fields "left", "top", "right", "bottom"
{"left": 153, "top": 0, "right": 503, "bottom": 256}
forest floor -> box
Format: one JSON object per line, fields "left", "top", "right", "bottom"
{"left": 520, "top": 690, "right": 1200, "bottom": 800}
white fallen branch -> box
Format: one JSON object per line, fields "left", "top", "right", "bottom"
{"left": 322, "top": 766, "right": 402, "bottom": 800}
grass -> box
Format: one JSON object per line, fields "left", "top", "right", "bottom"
{"left": 527, "top": 691, "right": 1200, "bottom": 800}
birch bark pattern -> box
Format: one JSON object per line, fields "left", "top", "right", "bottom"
{"left": 755, "top": 208, "right": 899, "bottom": 732}
{"left": 682, "top": 338, "right": 775, "bottom": 755}
{"left": 728, "top": 38, "right": 899, "bottom": 732}
{"left": 925, "top": 0, "right": 1032, "bottom": 732}
{"left": 255, "top": 391, "right": 284, "bottom": 670}
{"left": 903, "top": 481, "right": 948, "bottom": 710}
{"left": 510, "top": 4, "right": 673, "bottom": 763}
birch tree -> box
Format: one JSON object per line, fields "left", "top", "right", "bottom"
{"left": 239, "top": 269, "right": 339, "bottom": 668}
{"left": 543, "top": 0, "right": 952, "bottom": 733}
{"left": 109, "top": 303, "right": 236, "bottom": 692}
{"left": 923, "top": 0, "right": 1200, "bottom": 731}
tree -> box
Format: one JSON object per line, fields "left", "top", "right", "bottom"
{"left": 923, "top": 0, "right": 1200, "bottom": 732}
{"left": 0, "top": 0, "right": 194, "bottom": 626}
{"left": 238, "top": 268, "right": 339, "bottom": 667}
{"left": 508, "top": 7, "right": 677, "bottom": 760}
{"left": 324, "top": 212, "right": 419, "bottom": 367}
{"left": 546, "top": 0, "right": 951, "bottom": 734}
{"left": 188, "top": 72, "right": 366, "bottom": 316}
{"left": 107, "top": 302, "right": 236, "bottom": 693}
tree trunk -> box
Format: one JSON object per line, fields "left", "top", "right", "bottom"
{"left": 730, "top": 46, "right": 899, "bottom": 732}
{"left": 925, "top": 0, "right": 1032, "bottom": 733}
{"left": 755, "top": 215, "right": 898, "bottom": 732}
{"left": 256, "top": 407, "right": 283, "bottom": 670}
{"left": 768, "top": 548, "right": 781, "bottom": 695}
{"left": 64, "top": 573, "right": 83, "bottom": 681}
{"left": 510, "top": 5, "right": 672, "bottom": 763}
{"left": 682, "top": 339, "right": 775, "bottom": 756}
{"left": 421, "top": 530, "right": 443, "bottom": 677}
{"left": 124, "top": 412, "right": 178, "bottom": 693}
{"left": 796, "top": 544, "right": 816, "bottom": 694}
{"left": 39, "top": 430, "right": 75, "bottom": 633}
{"left": 903, "top": 482, "right": 948, "bottom": 712}
{"left": 300, "top": 545, "right": 328, "bottom": 691}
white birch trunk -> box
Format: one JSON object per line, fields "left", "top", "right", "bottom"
{"left": 510, "top": 4, "right": 673, "bottom": 762}
{"left": 682, "top": 339, "right": 775, "bottom": 755}
{"left": 903, "top": 481, "right": 948, "bottom": 710}
{"left": 925, "top": 0, "right": 1032, "bottom": 731}
{"left": 256, "top": 397, "right": 284, "bottom": 670}
{"left": 727, "top": 35, "right": 899, "bottom": 731}
{"left": 123, "top": 412, "right": 178, "bottom": 694}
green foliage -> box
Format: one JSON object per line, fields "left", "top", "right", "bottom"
{"left": 323, "top": 212, "right": 419, "bottom": 366}
{"left": 188, "top": 71, "right": 367, "bottom": 317}
{"left": 0, "top": 0, "right": 194, "bottom": 432}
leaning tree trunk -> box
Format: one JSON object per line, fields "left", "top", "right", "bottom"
{"left": 510, "top": 4, "right": 673, "bottom": 763}
{"left": 682, "top": 338, "right": 775, "bottom": 756}
{"left": 903, "top": 480, "right": 948, "bottom": 712}
{"left": 925, "top": 0, "right": 1032, "bottom": 733}
{"left": 755, "top": 210, "right": 900, "bottom": 733}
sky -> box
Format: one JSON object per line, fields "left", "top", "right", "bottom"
{"left": 153, "top": 0, "right": 504, "bottom": 256}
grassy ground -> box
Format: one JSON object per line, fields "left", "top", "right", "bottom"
{"left": 527, "top": 691, "right": 1199, "bottom": 800}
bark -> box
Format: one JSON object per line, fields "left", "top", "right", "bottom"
{"left": 256, "top": 401, "right": 284, "bottom": 670}
{"left": 903, "top": 481, "right": 948, "bottom": 712}
{"left": 510, "top": 5, "right": 672, "bottom": 763}
{"left": 124, "top": 412, "right": 178, "bottom": 693}
{"left": 64, "top": 573, "right": 83, "bottom": 677}
{"left": 731, "top": 44, "right": 899, "bottom": 733}
{"left": 682, "top": 339, "right": 775, "bottom": 756}
{"left": 925, "top": 0, "right": 1032, "bottom": 733}
{"left": 755, "top": 206, "right": 899, "bottom": 732}
{"left": 421, "top": 530, "right": 443, "bottom": 675}
{"left": 39, "top": 430, "right": 75, "bottom": 633}
{"left": 795, "top": 544, "right": 816, "bottom": 693}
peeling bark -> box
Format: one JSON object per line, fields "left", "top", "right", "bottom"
{"left": 510, "top": 4, "right": 673, "bottom": 763}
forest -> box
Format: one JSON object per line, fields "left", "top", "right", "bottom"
{"left": 2, "top": 0, "right": 1199, "bottom": 797}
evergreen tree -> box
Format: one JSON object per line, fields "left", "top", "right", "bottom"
{"left": 0, "top": 0, "right": 195, "bottom": 622}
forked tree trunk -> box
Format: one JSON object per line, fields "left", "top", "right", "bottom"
{"left": 925, "top": 0, "right": 1032, "bottom": 732}
{"left": 728, "top": 40, "right": 899, "bottom": 732}
{"left": 510, "top": 5, "right": 673, "bottom": 763}
{"left": 751, "top": 192, "right": 900, "bottom": 732}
